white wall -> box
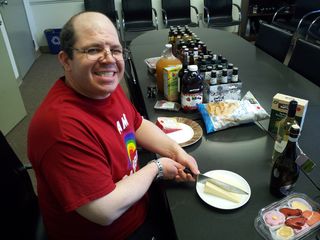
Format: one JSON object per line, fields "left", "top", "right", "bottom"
{"left": 28, "top": 0, "right": 241, "bottom": 48}
{"left": 0, "top": 13, "right": 19, "bottom": 79}
{"left": 29, "top": 0, "right": 83, "bottom": 47}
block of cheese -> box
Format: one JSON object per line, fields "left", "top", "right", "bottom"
{"left": 156, "top": 117, "right": 182, "bottom": 134}
{"left": 204, "top": 181, "right": 241, "bottom": 203}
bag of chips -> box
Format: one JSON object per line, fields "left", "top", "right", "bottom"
{"left": 198, "top": 91, "right": 269, "bottom": 133}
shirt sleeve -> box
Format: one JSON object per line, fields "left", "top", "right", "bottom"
{"left": 41, "top": 136, "right": 116, "bottom": 212}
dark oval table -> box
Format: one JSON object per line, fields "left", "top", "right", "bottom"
{"left": 129, "top": 28, "right": 320, "bottom": 240}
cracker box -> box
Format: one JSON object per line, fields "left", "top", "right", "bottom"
{"left": 163, "top": 65, "right": 182, "bottom": 102}
{"left": 203, "top": 81, "right": 242, "bottom": 103}
{"left": 268, "top": 93, "right": 308, "bottom": 135}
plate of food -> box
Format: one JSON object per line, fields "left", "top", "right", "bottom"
{"left": 196, "top": 170, "right": 251, "bottom": 210}
{"left": 156, "top": 117, "right": 203, "bottom": 147}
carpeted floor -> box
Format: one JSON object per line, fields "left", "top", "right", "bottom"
{"left": 5, "top": 53, "right": 129, "bottom": 191}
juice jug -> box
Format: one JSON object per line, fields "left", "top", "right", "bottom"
{"left": 181, "top": 65, "right": 204, "bottom": 112}
{"left": 156, "top": 44, "right": 182, "bottom": 93}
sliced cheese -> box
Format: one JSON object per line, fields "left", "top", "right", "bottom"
{"left": 204, "top": 181, "right": 241, "bottom": 203}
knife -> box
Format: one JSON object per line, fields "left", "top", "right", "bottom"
{"left": 184, "top": 168, "right": 249, "bottom": 195}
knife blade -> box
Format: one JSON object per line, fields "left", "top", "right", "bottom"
{"left": 184, "top": 168, "right": 249, "bottom": 195}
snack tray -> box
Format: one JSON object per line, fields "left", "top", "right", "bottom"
{"left": 144, "top": 57, "right": 160, "bottom": 74}
{"left": 254, "top": 193, "right": 320, "bottom": 240}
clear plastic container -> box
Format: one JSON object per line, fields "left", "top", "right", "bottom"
{"left": 144, "top": 57, "right": 161, "bottom": 74}
{"left": 255, "top": 193, "right": 320, "bottom": 240}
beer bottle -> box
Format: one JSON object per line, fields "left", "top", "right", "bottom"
{"left": 270, "top": 124, "right": 300, "bottom": 197}
{"left": 178, "top": 49, "right": 189, "bottom": 94}
{"left": 272, "top": 100, "right": 298, "bottom": 162}
{"left": 168, "top": 29, "right": 174, "bottom": 45}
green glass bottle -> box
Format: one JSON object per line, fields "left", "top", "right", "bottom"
{"left": 272, "top": 100, "right": 298, "bottom": 162}
{"left": 270, "top": 124, "right": 300, "bottom": 197}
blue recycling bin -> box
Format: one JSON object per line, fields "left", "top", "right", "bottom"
{"left": 44, "top": 28, "right": 61, "bottom": 54}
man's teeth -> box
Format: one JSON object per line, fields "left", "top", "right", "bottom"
{"left": 96, "top": 72, "right": 114, "bottom": 76}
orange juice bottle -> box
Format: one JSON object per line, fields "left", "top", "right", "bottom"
{"left": 156, "top": 44, "right": 182, "bottom": 93}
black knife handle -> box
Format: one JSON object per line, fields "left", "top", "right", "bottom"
{"left": 183, "top": 167, "right": 195, "bottom": 177}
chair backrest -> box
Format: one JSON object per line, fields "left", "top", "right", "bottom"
{"left": 122, "top": 0, "right": 153, "bottom": 22}
{"left": 204, "top": 0, "right": 233, "bottom": 17}
{"left": 162, "top": 0, "right": 191, "bottom": 20}
{"left": 288, "top": 38, "right": 320, "bottom": 87}
{"left": 294, "top": 0, "right": 320, "bottom": 20}
{"left": 124, "top": 53, "right": 148, "bottom": 119}
{"left": 84, "top": 0, "right": 118, "bottom": 23}
{"left": 0, "top": 131, "right": 47, "bottom": 240}
{"left": 306, "top": 15, "right": 320, "bottom": 43}
{"left": 255, "top": 22, "right": 293, "bottom": 62}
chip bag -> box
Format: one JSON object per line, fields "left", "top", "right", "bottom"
{"left": 198, "top": 91, "right": 269, "bottom": 133}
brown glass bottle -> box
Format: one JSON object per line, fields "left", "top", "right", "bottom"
{"left": 178, "top": 49, "right": 189, "bottom": 94}
{"left": 270, "top": 124, "right": 300, "bottom": 197}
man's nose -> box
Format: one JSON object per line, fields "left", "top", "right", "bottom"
{"left": 101, "top": 50, "right": 116, "bottom": 61}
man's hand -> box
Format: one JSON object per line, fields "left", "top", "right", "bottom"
{"left": 172, "top": 148, "right": 199, "bottom": 182}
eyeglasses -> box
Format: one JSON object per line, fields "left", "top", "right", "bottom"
{"left": 71, "top": 47, "right": 130, "bottom": 61}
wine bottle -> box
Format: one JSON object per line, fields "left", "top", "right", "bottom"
{"left": 272, "top": 100, "right": 298, "bottom": 162}
{"left": 270, "top": 124, "right": 300, "bottom": 197}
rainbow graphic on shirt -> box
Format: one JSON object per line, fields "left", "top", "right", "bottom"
{"left": 124, "top": 132, "right": 138, "bottom": 173}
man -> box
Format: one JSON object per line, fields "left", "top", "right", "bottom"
{"left": 28, "top": 11, "right": 199, "bottom": 240}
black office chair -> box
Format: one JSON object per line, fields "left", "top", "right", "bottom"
{"left": 84, "top": 0, "right": 121, "bottom": 37}
{"left": 203, "top": 0, "right": 242, "bottom": 34}
{"left": 255, "top": 21, "right": 293, "bottom": 62}
{"left": 306, "top": 15, "right": 320, "bottom": 45}
{"left": 272, "top": 0, "right": 320, "bottom": 38}
{"left": 0, "top": 131, "right": 47, "bottom": 240}
{"left": 288, "top": 38, "right": 320, "bottom": 87}
{"left": 121, "top": 0, "right": 158, "bottom": 45}
{"left": 123, "top": 50, "right": 148, "bottom": 119}
{"left": 161, "top": 0, "right": 199, "bottom": 28}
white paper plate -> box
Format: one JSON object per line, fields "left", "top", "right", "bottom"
{"left": 165, "top": 117, "right": 203, "bottom": 147}
{"left": 166, "top": 123, "right": 194, "bottom": 144}
{"left": 196, "top": 170, "right": 251, "bottom": 210}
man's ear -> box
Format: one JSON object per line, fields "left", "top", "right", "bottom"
{"left": 58, "top": 51, "right": 72, "bottom": 72}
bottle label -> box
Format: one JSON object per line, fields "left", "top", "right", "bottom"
{"left": 227, "top": 69, "right": 233, "bottom": 81}
{"left": 232, "top": 75, "right": 238, "bottom": 82}
{"left": 274, "top": 140, "right": 287, "bottom": 154}
{"left": 204, "top": 71, "right": 211, "bottom": 81}
{"left": 181, "top": 92, "right": 203, "bottom": 111}
{"left": 210, "top": 77, "right": 217, "bottom": 85}
{"left": 221, "top": 76, "right": 228, "bottom": 84}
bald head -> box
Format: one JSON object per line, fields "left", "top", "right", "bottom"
{"left": 60, "top": 11, "right": 118, "bottom": 59}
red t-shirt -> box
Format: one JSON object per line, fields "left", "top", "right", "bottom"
{"left": 28, "top": 78, "right": 148, "bottom": 240}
